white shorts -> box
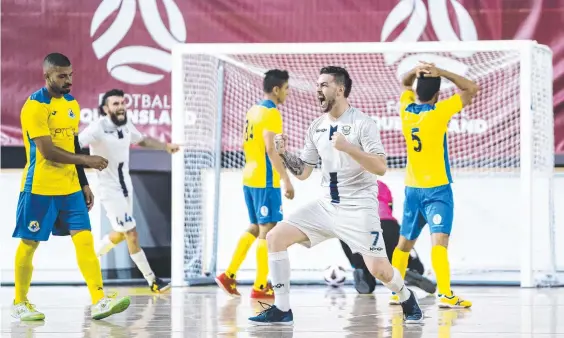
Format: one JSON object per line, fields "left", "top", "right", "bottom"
{"left": 101, "top": 195, "right": 136, "bottom": 232}
{"left": 285, "top": 199, "right": 387, "bottom": 258}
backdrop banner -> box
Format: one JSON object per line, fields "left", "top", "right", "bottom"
{"left": 2, "top": 0, "right": 563, "bottom": 152}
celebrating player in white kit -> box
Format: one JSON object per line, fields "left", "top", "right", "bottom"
{"left": 248, "top": 66, "right": 423, "bottom": 325}
{"left": 78, "top": 89, "right": 180, "bottom": 293}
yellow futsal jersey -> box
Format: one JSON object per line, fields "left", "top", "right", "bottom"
{"left": 242, "top": 100, "right": 283, "bottom": 188}
{"left": 399, "top": 90, "right": 463, "bottom": 188}
{"left": 20, "top": 87, "right": 81, "bottom": 195}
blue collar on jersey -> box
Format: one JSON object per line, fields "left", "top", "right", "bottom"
{"left": 258, "top": 99, "right": 276, "bottom": 108}
{"left": 405, "top": 103, "right": 435, "bottom": 114}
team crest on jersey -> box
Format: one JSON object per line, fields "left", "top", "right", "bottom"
{"left": 341, "top": 125, "right": 351, "bottom": 135}
{"left": 68, "top": 108, "right": 75, "bottom": 118}
{"left": 28, "top": 221, "right": 40, "bottom": 232}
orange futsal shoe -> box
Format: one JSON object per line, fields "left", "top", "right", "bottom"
{"left": 215, "top": 272, "right": 241, "bottom": 298}
{"left": 250, "top": 283, "right": 275, "bottom": 299}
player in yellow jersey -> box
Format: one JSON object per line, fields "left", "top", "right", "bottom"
{"left": 389, "top": 62, "right": 479, "bottom": 308}
{"left": 11, "top": 53, "right": 131, "bottom": 321}
{"left": 215, "top": 69, "right": 294, "bottom": 299}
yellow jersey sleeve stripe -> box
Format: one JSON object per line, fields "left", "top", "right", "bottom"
{"left": 23, "top": 132, "right": 37, "bottom": 192}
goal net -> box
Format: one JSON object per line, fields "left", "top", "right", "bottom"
{"left": 171, "top": 41, "right": 558, "bottom": 288}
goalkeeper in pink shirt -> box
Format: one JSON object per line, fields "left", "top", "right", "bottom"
{"left": 340, "top": 180, "right": 436, "bottom": 294}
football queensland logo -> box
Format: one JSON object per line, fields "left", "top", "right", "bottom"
{"left": 90, "top": 0, "right": 187, "bottom": 86}
{"left": 381, "top": 0, "right": 478, "bottom": 81}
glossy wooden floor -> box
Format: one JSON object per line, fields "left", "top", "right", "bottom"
{"left": 2, "top": 285, "right": 564, "bottom": 337}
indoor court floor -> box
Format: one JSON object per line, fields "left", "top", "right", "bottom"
{"left": 2, "top": 285, "right": 564, "bottom": 337}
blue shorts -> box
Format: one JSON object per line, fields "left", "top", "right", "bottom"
{"left": 243, "top": 186, "right": 283, "bottom": 225}
{"left": 12, "top": 191, "right": 91, "bottom": 241}
{"left": 400, "top": 184, "right": 454, "bottom": 240}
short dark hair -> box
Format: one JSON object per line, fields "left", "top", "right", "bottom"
{"left": 416, "top": 75, "right": 441, "bottom": 102}
{"left": 320, "top": 66, "right": 352, "bottom": 98}
{"left": 43, "top": 53, "right": 71, "bottom": 68}
{"left": 263, "top": 69, "right": 289, "bottom": 93}
{"left": 99, "top": 89, "right": 125, "bottom": 116}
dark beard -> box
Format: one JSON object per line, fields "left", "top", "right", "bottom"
{"left": 110, "top": 113, "right": 127, "bottom": 126}
{"left": 48, "top": 81, "right": 70, "bottom": 95}
{"left": 323, "top": 98, "right": 335, "bottom": 113}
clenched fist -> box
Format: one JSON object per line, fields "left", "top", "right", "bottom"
{"left": 331, "top": 132, "right": 351, "bottom": 152}
{"left": 274, "top": 134, "right": 288, "bottom": 155}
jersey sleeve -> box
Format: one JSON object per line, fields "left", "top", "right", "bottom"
{"left": 399, "top": 90, "right": 416, "bottom": 116}
{"left": 434, "top": 94, "right": 463, "bottom": 123}
{"left": 359, "top": 118, "right": 386, "bottom": 156}
{"left": 128, "top": 122, "right": 145, "bottom": 145}
{"left": 299, "top": 123, "right": 319, "bottom": 166}
{"left": 21, "top": 100, "right": 50, "bottom": 139}
{"left": 78, "top": 122, "right": 100, "bottom": 147}
{"left": 264, "top": 108, "right": 283, "bottom": 134}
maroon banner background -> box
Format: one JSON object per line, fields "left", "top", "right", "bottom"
{"left": 2, "top": 0, "right": 564, "bottom": 151}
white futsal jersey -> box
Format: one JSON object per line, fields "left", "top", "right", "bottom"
{"left": 78, "top": 116, "right": 144, "bottom": 232}
{"left": 300, "top": 106, "right": 386, "bottom": 205}
{"left": 286, "top": 106, "right": 388, "bottom": 257}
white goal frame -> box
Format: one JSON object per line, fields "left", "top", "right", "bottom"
{"left": 170, "top": 40, "right": 555, "bottom": 288}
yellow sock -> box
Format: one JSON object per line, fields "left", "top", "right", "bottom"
{"left": 14, "top": 240, "right": 37, "bottom": 303}
{"left": 72, "top": 231, "right": 105, "bottom": 304}
{"left": 225, "top": 232, "right": 256, "bottom": 278}
{"left": 253, "top": 239, "right": 269, "bottom": 290}
{"left": 431, "top": 245, "right": 451, "bottom": 296}
{"left": 391, "top": 248, "right": 410, "bottom": 279}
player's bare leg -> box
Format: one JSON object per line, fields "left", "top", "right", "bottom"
{"left": 431, "top": 233, "right": 471, "bottom": 308}
{"left": 248, "top": 222, "right": 308, "bottom": 325}
{"left": 12, "top": 239, "right": 44, "bottom": 321}
{"left": 70, "top": 229, "right": 130, "bottom": 320}
{"left": 96, "top": 231, "right": 125, "bottom": 256}
{"left": 216, "top": 224, "right": 259, "bottom": 297}
{"left": 250, "top": 223, "right": 276, "bottom": 299}
{"left": 390, "top": 236, "right": 416, "bottom": 305}
{"left": 363, "top": 255, "right": 423, "bottom": 323}
{"left": 122, "top": 228, "right": 170, "bottom": 293}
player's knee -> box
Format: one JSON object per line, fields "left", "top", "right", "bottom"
{"left": 431, "top": 233, "right": 449, "bottom": 247}
{"left": 246, "top": 224, "right": 259, "bottom": 237}
{"left": 364, "top": 256, "right": 392, "bottom": 281}
{"left": 20, "top": 239, "right": 39, "bottom": 250}
{"left": 265, "top": 224, "right": 289, "bottom": 252}
{"left": 258, "top": 222, "right": 275, "bottom": 239}
{"left": 125, "top": 228, "right": 139, "bottom": 242}
{"left": 397, "top": 236, "right": 415, "bottom": 252}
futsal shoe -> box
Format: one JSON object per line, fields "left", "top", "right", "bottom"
{"left": 389, "top": 294, "right": 400, "bottom": 305}
{"left": 438, "top": 291, "right": 472, "bottom": 308}
{"left": 215, "top": 272, "right": 241, "bottom": 297}
{"left": 400, "top": 289, "right": 424, "bottom": 324}
{"left": 91, "top": 293, "right": 131, "bottom": 320}
{"left": 151, "top": 277, "right": 171, "bottom": 293}
{"left": 250, "top": 283, "right": 275, "bottom": 299}
{"left": 405, "top": 269, "right": 437, "bottom": 294}
{"left": 353, "top": 268, "right": 376, "bottom": 294}
{"left": 248, "top": 302, "right": 294, "bottom": 326}
{"left": 11, "top": 301, "right": 45, "bottom": 321}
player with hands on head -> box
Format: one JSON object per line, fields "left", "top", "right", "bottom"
{"left": 11, "top": 53, "right": 130, "bottom": 322}
{"left": 79, "top": 89, "right": 180, "bottom": 293}
{"left": 216, "top": 69, "right": 294, "bottom": 299}
{"left": 391, "top": 61, "right": 479, "bottom": 308}
{"left": 248, "top": 66, "right": 423, "bottom": 326}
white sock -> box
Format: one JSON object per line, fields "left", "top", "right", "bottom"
{"left": 96, "top": 234, "right": 117, "bottom": 257}
{"left": 383, "top": 267, "right": 411, "bottom": 302}
{"left": 130, "top": 249, "right": 156, "bottom": 285}
{"left": 269, "top": 251, "right": 291, "bottom": 312}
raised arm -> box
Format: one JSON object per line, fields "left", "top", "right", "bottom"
{"left": 130, "top": 122, "right": 179, "bottom": 153}
{"left": 401, "top": 68, "right": 419, "bottom": 91}
{"left": 275, "top": 134, "right": 315, "bottom": 181}
{"left": 436, "top": 68, "right": 479, "bottom": 107}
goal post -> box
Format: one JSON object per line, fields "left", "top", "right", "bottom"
{"left": 171, "top": 41, "right": 558, "bottom": 288}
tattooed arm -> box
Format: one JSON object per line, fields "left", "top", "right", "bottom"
{"left": 275, "top": 134, "right": 315, "bottom": 181}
